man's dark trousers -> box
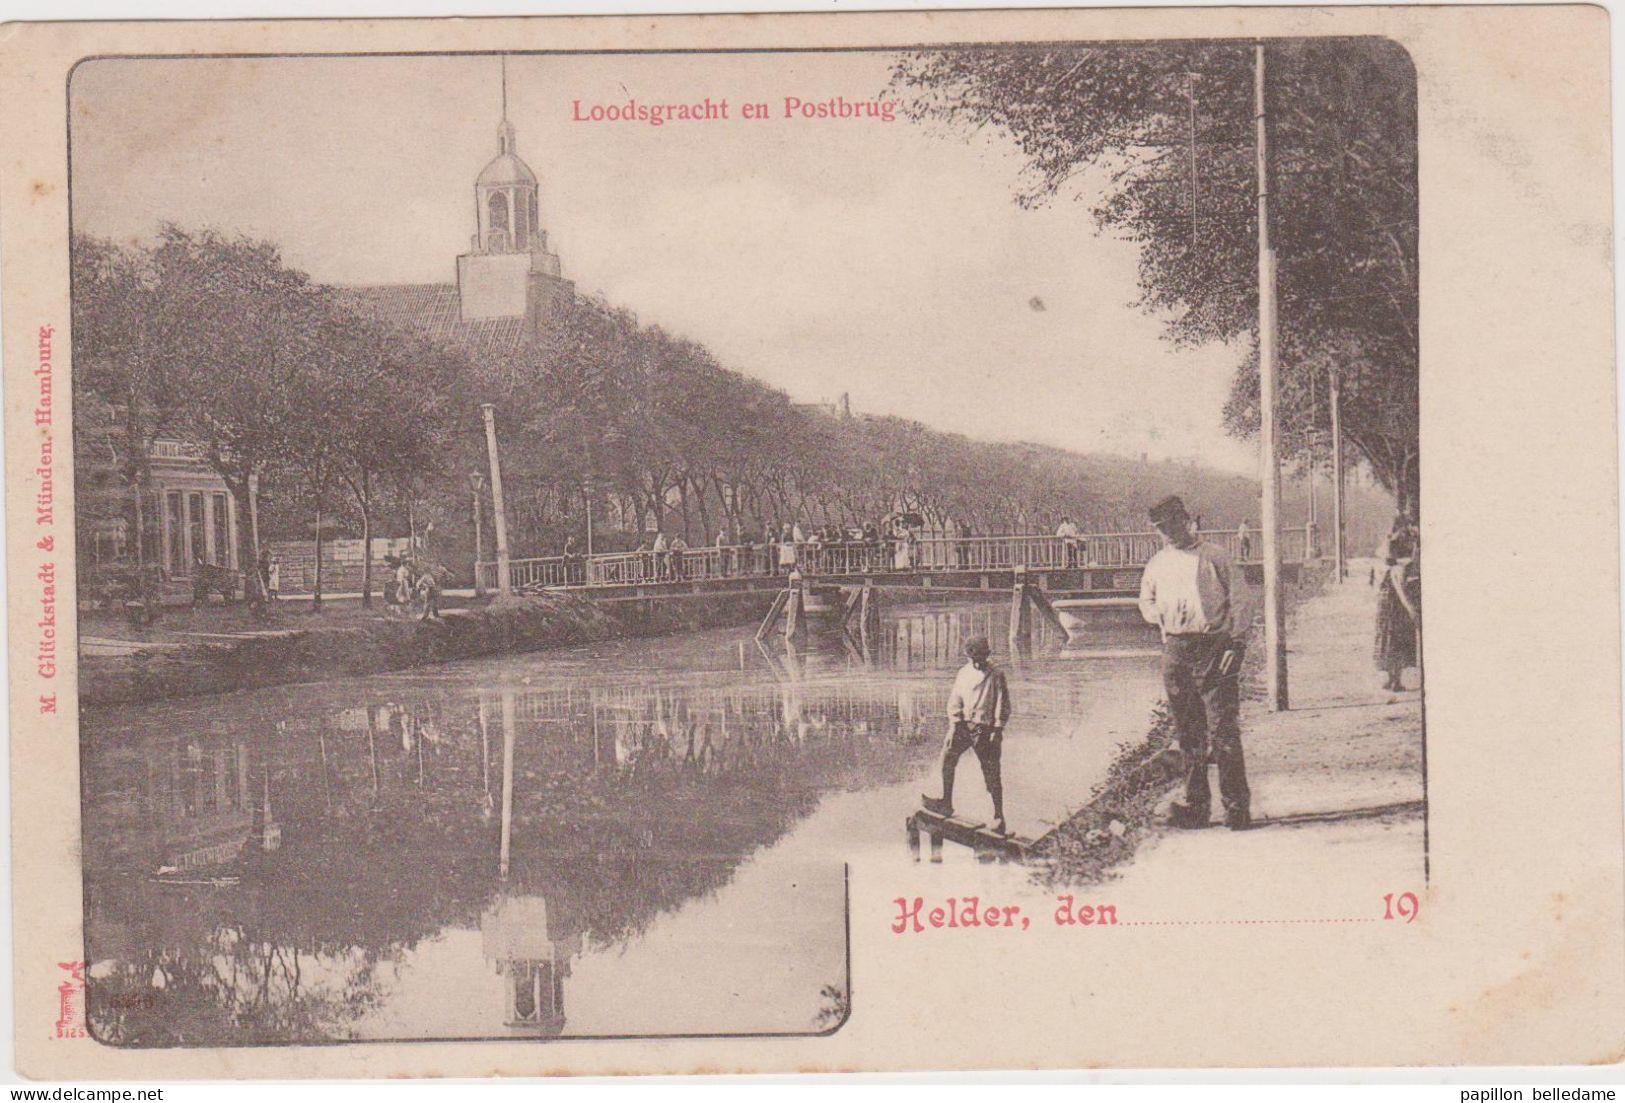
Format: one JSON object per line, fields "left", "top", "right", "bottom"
{"left": 940, "top": 720, "right": 1002, "bottom": 810}
{"left": 1162, "top": 632, "right": 1249, "bottom": 817}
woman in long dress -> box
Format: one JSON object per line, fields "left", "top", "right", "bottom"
{"left": 893, "top": 527, "right": 915, "bottom": 570}
{"left": 1373, "top": 517, "right": 1420, "bottom": 690}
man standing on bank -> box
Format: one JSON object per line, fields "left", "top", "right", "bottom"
{"left": 1139, "top": 495, "right": 1254, "bottom": 831}
{"left": 922, "top": 635, "right": 1012, "bottom": 835}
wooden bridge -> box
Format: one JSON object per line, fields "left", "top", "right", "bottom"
{"left": 478, "top": 528, "right": 1312, "bottom": 596}
{"left": 476, "top": 527, "right": 1317, "bottom": 651}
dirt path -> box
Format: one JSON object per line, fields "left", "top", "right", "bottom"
{"left": 1105, "top": 559, "right": 1427, "bottom": 918}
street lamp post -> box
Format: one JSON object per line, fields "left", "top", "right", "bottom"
{"left": 470, "top": 471, "right": 486, "bottom": 597}
{"left": 583, "top": 479, "right": 594, "bottom": 557}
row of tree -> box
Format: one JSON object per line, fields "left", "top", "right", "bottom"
{"left": 76, "top": 223, "right": 1310, "bottom": 606}
{"left": 491, "top": 294, "right": 1281, "bottom": 550}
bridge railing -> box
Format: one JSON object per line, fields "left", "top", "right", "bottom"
{"left": 477, "top": 524, "right": 1314, "bottom": 593}
{"left": 797, "top": 542, "right": 896, "bottom": 575}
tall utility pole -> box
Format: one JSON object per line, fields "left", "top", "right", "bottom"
{"left": 1256, "top": 43, "right": 1289, "bottom": 711}
{"left": 1306, "top": 371, "right": 1318, "bottom": 558}
{"left": 1330, "top": 365, "right": 1347, "bottom": 581}
{"left": 480, "top": 403, "right": 512, "bottom": 596}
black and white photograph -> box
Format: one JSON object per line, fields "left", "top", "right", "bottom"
{"left": 7, "top": 5, "right": 1619, "bottom": 1079}
{"left": 64, "top": 38, "right": 1423, "bottom": 1046}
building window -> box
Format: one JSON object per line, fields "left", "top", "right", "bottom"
{"left": 139, "top": 490, "right": 163, "bottom": 567}
{"left": 188, "top": 491, "right": 205, "bottom": 572}
{"left": 488, "top": 191, "right": 509, "bottom": 233}
{"left": 211, "top": 493, "right": 230, "bottom": 567}
{"left": 514, "top": 190, "right": 530, "bottom": 251}
{"left": 166, "top": 491, "right": 185, "bottom": 575}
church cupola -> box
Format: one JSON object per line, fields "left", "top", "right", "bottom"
{"left": 474, "top": 116, "right": 542, "bottom": 255}
{"left": 456, "top": 58, "right": 571, "bottom": 324}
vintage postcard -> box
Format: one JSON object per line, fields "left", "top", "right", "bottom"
{"left": 2, "top": 5, "right": 1620, "bottom": 1078}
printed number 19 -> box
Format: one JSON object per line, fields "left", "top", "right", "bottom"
{"left": 1383, "top": 892, "right": 1419, "bottom": 922}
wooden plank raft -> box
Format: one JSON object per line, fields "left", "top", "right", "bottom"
{"left": 907, "top": 809, "right": 1038, "bottom": 862}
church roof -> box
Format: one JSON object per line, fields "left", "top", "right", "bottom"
{"left": 478, "top": 151, "right": 538, "bottom": 188}
{"left": 335, "top": 284, "right": 527, "bottom": 359}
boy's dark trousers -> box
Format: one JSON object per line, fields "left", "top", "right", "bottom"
{"left": 1161, "top": 632, "right": 1249, "bottom": 817}
{"left": 940, "top": 720, "right": 1003, "bottom": 813}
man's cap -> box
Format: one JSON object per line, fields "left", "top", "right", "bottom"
{"left": 1148, "top": 495, "right": 1189, "bottom": 526}
{"left": 964, "top": 635, "right": 992, "bottom": 660}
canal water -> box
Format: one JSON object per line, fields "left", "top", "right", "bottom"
{"left": 79, "top": 599, "right": 1163, "bottom": 1045}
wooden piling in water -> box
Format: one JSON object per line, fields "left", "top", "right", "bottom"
{"left": 783, "top": 572, "right": 805, "bottom": 643}
{"left": 859, "top": 579, "right": 878, "bottom": 651}
{"left": 1009, "top": 566, "right": 1033, "bottom": 653}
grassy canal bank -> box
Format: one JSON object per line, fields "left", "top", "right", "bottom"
{"left": 78, "top": 590, "right": 777, "bottom": 709}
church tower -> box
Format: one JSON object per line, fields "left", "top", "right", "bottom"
{"left": 457, "top": 64, "right": 573, "bottom": 330}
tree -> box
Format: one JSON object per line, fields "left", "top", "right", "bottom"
{"left": 72, "top": 384, "right": 132, "bottom": 596}
{"left": 324, "top": 319, "right": 465, "bottom": 606}
{"left": 71, "top": 234, "right": 188, "bottom": 565}
{"left": 148, "top": 226, "right": 334, "bottom": 590}
{"left": 892, "top": 38, "right": 1419, "bottom": 512}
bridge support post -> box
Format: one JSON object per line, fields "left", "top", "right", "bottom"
{"left": 1027, "top": 584, "right": 1066, "bottom": 639}
{"left": 840, "top": 586, "right": 862, "bottom": 630}
{"left": 756, "top": 588, "right": 790, "bottom": 642}
{"left": 783, "top": 570, "right": 806, "bottom": 644}
{"left": 859, "top": 579, "right": 879, "bottom": 650}
{"left": 1009, "top": 566, "right": 1033, "bottom": 655}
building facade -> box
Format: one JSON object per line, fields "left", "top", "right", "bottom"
{"left": 145, "top": 440, "right": 242, "bottom": 578}
{"left": 83, "top": 437, "right": 242, "bottom": 583}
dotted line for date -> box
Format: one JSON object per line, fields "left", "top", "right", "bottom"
{"left": 1119, "top": 917, "right": 1383, "bottom": 927}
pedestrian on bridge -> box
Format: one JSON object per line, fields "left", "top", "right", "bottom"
{"left": 652, "top": 531, "right": 670, "bottom": 581}
{"left": 1056, "top": 515, "right": 1081, "bottom": 568}
{"left": 563, "top": 535, "right": 584, "bottom": 585}
{"left": 893, "top": 526, "right": 916, "bottom": 570}
{"left": 1140, "top": 495, "right": 1253, "bottom": 831}
{"left": 779, "top": 523, "right": 798, "bottom": 574}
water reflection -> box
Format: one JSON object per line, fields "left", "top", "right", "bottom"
{"left": 81, "top": 602, "right": 1154, "bottom": 1044}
